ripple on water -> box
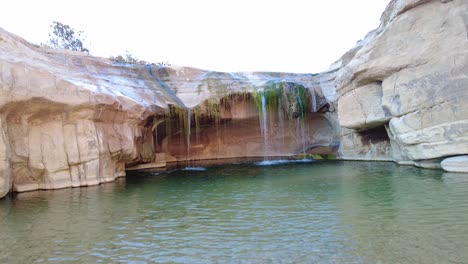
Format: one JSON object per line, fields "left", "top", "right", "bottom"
{"left": 179, "top": 167, "right": 208, "bottom": 171}
{"left": 255, "top": 159, "right": 314, "bottom": 166}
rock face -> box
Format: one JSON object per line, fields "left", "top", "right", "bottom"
{"left": 0, "top": 28, "right": 338, "bottom": 198}
{"left": 165, "top": 113, "right": 337, "bottom": 162}
{"left": 441, "top": 156, "right": 468, "bottom": 173}
{"left": 0, "top": 29, "right": 173, "bottom": 198}
{"left": 0, "top": 0, "right": 466, "bottom": 198}
{"left": 336, "top": 0, "right": 468, "bottom": 162}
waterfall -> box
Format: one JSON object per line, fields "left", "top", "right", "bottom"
{"left": 186, "top": 107, "right": 191, "bottom": 163}
{"left": 260, "top": 93, "right": 269, "bottom": 159}
{"left": 296, "top": 95, "right": 307, "bottom": 157}
{"left": 297, "top": 95, "right": 304, "bottom": 118}
{"left": 311, "top": 89, "right": 317, "bottom": 112}
{"left": 299, "top": 119, "right": 306, "bottom": 158}
{"left": 277, "top": 102, "right": 285, "bottom": 150}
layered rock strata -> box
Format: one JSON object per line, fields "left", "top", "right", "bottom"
{"left": 335, "top": 0, "right": 468, "bottom": 165}
{"left": 0, "top": 28, "right": 337, "bottom": 198}
{"left": 1, "top": 0, "right": 467, "bottom": 198}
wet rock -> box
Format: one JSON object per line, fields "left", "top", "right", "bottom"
{"left": 414, "top": 158, "right": 444, "bottom": 169}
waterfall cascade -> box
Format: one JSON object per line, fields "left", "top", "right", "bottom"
{"left": 296, "top": 95, "right": 307, "bottom": 157}
{"left": 260, "top": 93, "right": 270, "bottom": 159}
{"left": 164, "top": 83, "right": 316, "bottom": 164}
{"left": 186, "top": 107, "right": 191, "bottom": 162}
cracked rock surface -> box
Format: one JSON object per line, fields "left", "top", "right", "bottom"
{"left": 0, "top": 0, "right": 467, "bottom": 198}
{"left": 0, "top": 28, "right": 336, "bottom": 198}
{"left": 336, "top": 0, "right": 468, "bottom": 161}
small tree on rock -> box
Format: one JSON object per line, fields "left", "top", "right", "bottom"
{"left": 47, "top": 21, "right": 89, "bottom": 54}
{"left": 110, "top": 51, "right": 172, "bottom": 66}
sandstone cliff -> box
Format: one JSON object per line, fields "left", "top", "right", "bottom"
{"left": 0, "top": 28, "right": 337, "bottom": 198}
{"left": 0, "top": 0, "right": 466, "bottom": 198}
{"left": 335, "top": 0, "right": 468, "bottom": 165}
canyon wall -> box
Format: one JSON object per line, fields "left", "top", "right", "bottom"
{"left": 335, "top": 0, "right": 468, "bottom": 166}
{"left": 0, "top": 0, "right": 466, "bottom": 198}
{"left": 0, "top": 29, "right": 174, "bottom": 198}
{"left": 0, "top": 28, "right": 337, "bottom": 198}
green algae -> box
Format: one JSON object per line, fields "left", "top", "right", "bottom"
{"left": 253, "top": 82, "right": 311, "bottom": 119}
{"left": 311, "top": 154, "right": 337, "bottom": 160}
{"left": 165, "top": 105, "right": 191, "bottom": 149}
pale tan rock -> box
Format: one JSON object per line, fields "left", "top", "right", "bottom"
{"left": 63, "top": 124, "right": 81, "bottom": 165}
{"left": 338, "top": 82, "right": 390, "bottom": 130}
{"left": 69, "top": 165, "right": 81, "bottom": 187}
{"left": 388, "top": 101, "right": 468, "bottom": 160}
{"left": 0, "top": 117, "right": 10, "bottom": 198}
{"left": 414, "top": 158, "right": 443, "bottom": 169}
{"left": 44, "top": 169, "right": 72, "bottom": 190}
{"left": 0, "top": 26, "right": 335, "bottom": 198}
{"left": 75, "top": 119, "right": 100, "bottom": 162}
{"left": 28, "top": 125, "right": 46, "bottom": 172}
{"left": 40, "top": 121, "right": 69, "bottom": 173}
{"left": 336, "top": 0, "right": 468, "bottom": 161}
{"left": 441, "top": 156, "right": 468, "bottom": 173}
{"left": 83, "top": 159, "right": 100, "bottom": 186}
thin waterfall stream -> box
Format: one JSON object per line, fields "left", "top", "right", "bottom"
{"left": 260, "top": 93, "right": 269, "bottom": 160}
{"left": 186, "top": 107, "right": 191, "bottom": 165}
{"left": 297, "top": 95, "right": 307, "bottom": 157}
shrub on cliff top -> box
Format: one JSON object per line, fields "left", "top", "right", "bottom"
{"left": 110, "top": 51, "right": 171, "bottom": 66}
{"left": 110, "top": 52, "right": 144, "bottom": 64}
{"left": 46, "top": 21, "right": 89, "bottom": 54}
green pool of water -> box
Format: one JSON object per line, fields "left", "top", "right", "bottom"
{"left": 1, "top": 161, "right": 467, "bottom": 263}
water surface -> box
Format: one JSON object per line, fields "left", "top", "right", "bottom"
{"left": 1, "top": 161, "right": 467, "bottom": 263}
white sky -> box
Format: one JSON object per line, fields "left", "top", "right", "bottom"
{"left": 1, "top": 0, "right": 390, "bottom": 73}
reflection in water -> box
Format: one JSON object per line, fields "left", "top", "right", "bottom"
{"left": 0, "top": 161, "right": 467, "bottom": 263}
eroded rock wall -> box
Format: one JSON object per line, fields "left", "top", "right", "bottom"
{"left": 4, "top": 102, "right": 155, "bottom": 192}
{"left": 165, "top": 114, "right": 338, "bottom": 162}
{"left": 1, "top": 0, "right": 465, "bottom": 197}
{"left": 336, "top": 0, "right": 468, "bottom": 162}
{"left": 0, "top": 29, "right": 173, "bottom": 197}
{"left": 0, "top": 28, "right": 338, "bottom": 198}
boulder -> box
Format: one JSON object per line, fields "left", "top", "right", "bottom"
{"left": 441, "top": 156, "right": 468, "bottom": 173}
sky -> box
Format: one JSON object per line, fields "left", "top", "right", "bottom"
{"left": 1, "top": 0, "right": 390, "bottom": 73}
